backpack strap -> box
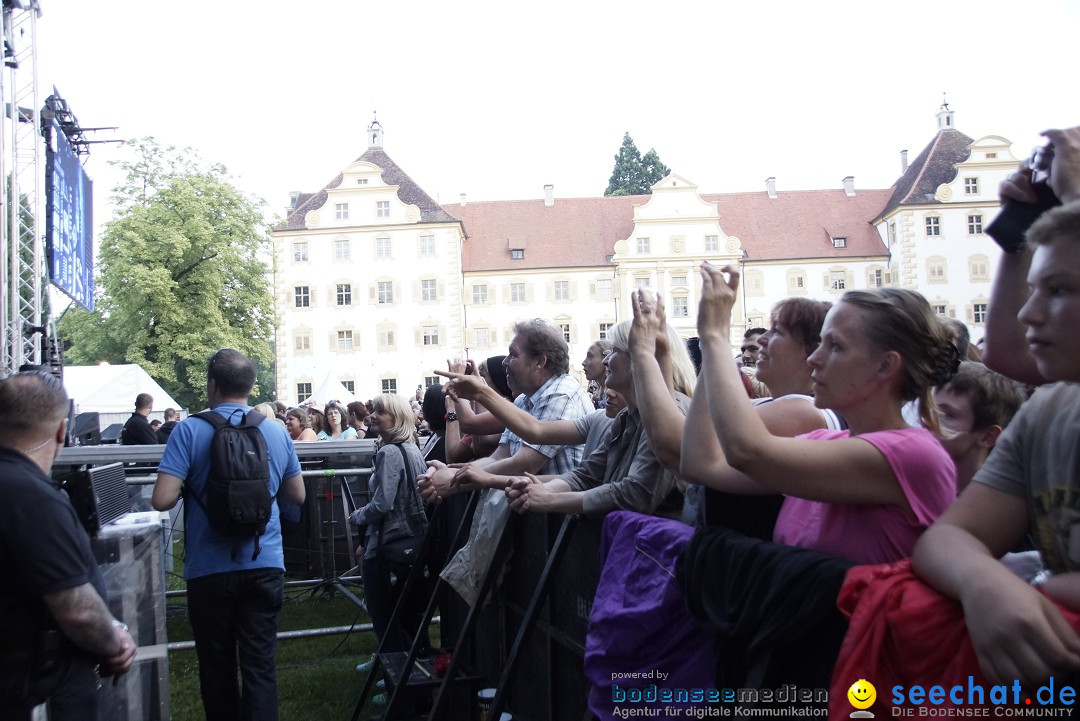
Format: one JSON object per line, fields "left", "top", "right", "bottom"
{"left": 185, "top": 411, "right": 229, "bottom": 515}
{"left": 187, "top": 409, "right": 272, "bottom": 561}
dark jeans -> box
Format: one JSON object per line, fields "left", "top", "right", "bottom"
{"left": 188, "top": 568, "right": 284, "bottom": 721}
{"left": 363, "top": 555, "right": 431, "bottom": 654}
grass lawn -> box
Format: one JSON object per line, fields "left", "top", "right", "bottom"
{"left": 165, "top": 546, "right": 382, "bottom": 720}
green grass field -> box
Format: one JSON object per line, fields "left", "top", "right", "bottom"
{"left": 165, "top": 544, "right": 381, "bottom": 720}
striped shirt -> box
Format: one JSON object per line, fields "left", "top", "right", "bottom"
{"left": 500, "top": 373, "right": 594, "bottom": 476}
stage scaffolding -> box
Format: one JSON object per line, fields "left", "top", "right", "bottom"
{"left": 0, "top": 0, "right": 43, "bottom": 376}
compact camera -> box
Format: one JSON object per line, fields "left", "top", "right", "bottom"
{"left": 986, "top": 143, "right": 1061, "bottom": 253}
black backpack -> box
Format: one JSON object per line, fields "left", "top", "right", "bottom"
{"left": 188, "top": 410, "right": 274, "bottom": 560}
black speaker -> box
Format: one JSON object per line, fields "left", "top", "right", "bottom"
{"left": 71, "top": 411, "right": 101, "bottom": 446}
{"left": 62, "top": 462, "right": 130, "bottom": 535}
{"left": 100, "top": 423, "right": 124, "bottom": 444}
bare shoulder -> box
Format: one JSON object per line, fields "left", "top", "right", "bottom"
{"left": 755, "top": 396, "right": 829, "bottom": 437}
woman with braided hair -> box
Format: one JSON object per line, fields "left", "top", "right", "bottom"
{"left": 695, "top": 262, "right": 959, "bottom": 563}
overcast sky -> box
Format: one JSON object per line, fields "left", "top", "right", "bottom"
{"left": 36, "top": 0, "right": 1079, "bottom": 235}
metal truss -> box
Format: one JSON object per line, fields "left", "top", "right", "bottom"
{"left": 0, "top": 0, "right": 42, "bottom": 376}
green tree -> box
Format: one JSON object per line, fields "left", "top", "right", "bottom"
{"left": 640, "top": 148, "right": 670, "bottom": 189}
{"left": 604, "top": 132, "right": 670, "bottom": 196}
{"left": 58, "top": 138, "right": 275, "bottom": 410}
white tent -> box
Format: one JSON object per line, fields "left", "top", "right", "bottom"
{"left": 63, "top": 364, "right": 184, "bottom": 415}
{"left": 304, "top": 370, "right": 359, "bottom": 408}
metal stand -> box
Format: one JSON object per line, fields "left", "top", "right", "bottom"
{"left": 350, "top": 491, "right": 482, "bottom": 721}
{"left": 487, "top": 515, "right": 579, "bottom": 721}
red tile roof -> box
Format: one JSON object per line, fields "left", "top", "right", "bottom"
{"left": 704, "top": 188, "right": 893, "bottom": 261}
{"left": 450, "top": 187, "right": 893, "bottom": 272}
{"left": 455, "top": 196, "right": 642, "bottom": 271}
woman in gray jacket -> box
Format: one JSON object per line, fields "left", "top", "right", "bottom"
{"left": 351, "top": 393, "right": 429, "bottom": 653}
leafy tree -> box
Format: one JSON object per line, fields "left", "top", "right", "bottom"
{"left": 58, "top": 138, "right": 275, "bottom": 410}
{"left": 604, "top": 132, "right": 670, "bottom": 196}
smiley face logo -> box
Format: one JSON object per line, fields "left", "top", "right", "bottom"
{"left": 847, "top": 679, "right": 876, "bottom": 710}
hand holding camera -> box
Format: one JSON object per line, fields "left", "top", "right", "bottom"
{"left": 987, "top": 142, "right": 1060, "bottom": 254}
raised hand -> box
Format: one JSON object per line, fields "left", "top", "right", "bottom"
{"left": 434, "top": 368, "right": 488, "bottom": 402}
{"left": 630, "top": 288, "right": 668, "bottom": 356}
{"left": 697, "top": 261, "right": 739, "bottom": 339}
{"left": 1044, "top": 126, "right": 1080, "bottom": 204}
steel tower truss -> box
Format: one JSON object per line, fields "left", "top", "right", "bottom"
{"left": 0, "top": 0, "right": 41, "bottom": 376}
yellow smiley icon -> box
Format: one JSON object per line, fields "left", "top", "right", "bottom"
{"left": 848, "top": 679, "right": 876, "bottom": 710}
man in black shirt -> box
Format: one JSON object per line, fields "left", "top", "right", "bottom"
{"left": 120, "top": 392, "right": 157, "bottom": 445}
{"left": 0, "top": 371, "right": 135, "bottom": 719}
{"left": 155, "top": 407, "right": 179, "bottom": 443}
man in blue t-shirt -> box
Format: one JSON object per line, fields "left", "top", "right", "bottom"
{"left": 153, "top": 349, "right": 304, "bottom": 721}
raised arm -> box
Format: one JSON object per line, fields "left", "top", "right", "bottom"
{"left": 982, "top": 246, "right": 1045, "bottom": 384}
{"left": 680, "top": 380, "right": 824, "bottom": 495}
{"left": 441, "top": 360, "right": 507, "bottom": 435}
{"left": 695, "top": 262, "right": 907, "bottom": 507}
{"left": 435, "top": 370, "right": 585, "bottom": 446}
{"left": 982, "top": 165, "right": 1047, "bottom": 385}
{"left": 628, "top": 289, "right": 684, "bottom": 471}
{"left": 984, "top": 127, "right": 1080, "bottom": 385}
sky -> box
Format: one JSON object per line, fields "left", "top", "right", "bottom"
{"left": 33, "top": 0, "right": 1080, "bottom": 236}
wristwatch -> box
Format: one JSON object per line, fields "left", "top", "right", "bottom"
{"left": 444, "top": 411, "right": 458, "bottom": 422}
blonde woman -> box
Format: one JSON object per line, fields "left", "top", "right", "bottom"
{"left": 350, "top": 394, "right": 429, "bottom": 653}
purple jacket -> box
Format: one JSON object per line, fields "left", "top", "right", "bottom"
{"left": 586, "top": 511, "right": 716, "bottom": 718}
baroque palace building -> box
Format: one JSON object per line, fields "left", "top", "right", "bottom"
{"left": 272, "top": 106, "right": 1019, "bottom": 404}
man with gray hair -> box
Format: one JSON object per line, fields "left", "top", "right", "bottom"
{"left": 0, "top": 371, "right": 136, "bottom": 719}
{"left": 420, "top": 318, "right": 593, "bottom": 499}
{"left": 419, "top": 319, "right": 593, "bottom": 605}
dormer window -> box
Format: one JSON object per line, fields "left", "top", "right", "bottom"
{"left": 357, "top": 178, "right": 368, "bottom": 185}
{"left": 510, "top": 249, "right": 525, "bottom": 260}
{"left": 832, "top": 237, "right": 847, "bottom": 248}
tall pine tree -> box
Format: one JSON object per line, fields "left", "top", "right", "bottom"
{"left": 640, "top": 148, "right": 670, "bottom": 189}
{"left": 604, "top": 132, "right": 669, "bottom": 196}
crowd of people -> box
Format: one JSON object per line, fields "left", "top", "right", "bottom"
{"left": 347, "top": 125, "right": 1080, "bottom": 713}
{"left": 4, "top": 125, "right": 1079, "bottom": 719}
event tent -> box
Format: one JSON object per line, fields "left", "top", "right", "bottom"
{"left": 63, "top": 364, "right": 183, "bottom": 415}
{"left": 304, "top": 370, "right": 359, "bottom": 408}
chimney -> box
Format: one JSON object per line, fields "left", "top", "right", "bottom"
{"left": 544, "top": 184, "right": 554, "bottom": 207}
{"left": 766, "top": 177, "right": 776, "bottom": 199}
{"left": 459, "top": 193, "right": 467, "bottom": 207}
{"left": 842, "top": 176, "right": 855, "bottom": 197}
{"left": 900, "top": 149, "right": 909, "bottom": 174}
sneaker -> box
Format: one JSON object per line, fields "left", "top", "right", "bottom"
{"left": 370, "top": 692, "right": 388, "bottom": 707}
{"left": 375, "top": 678, "right": 386, "bottom": 691}
{"left": 355, "top": 654, "right": 376, "bottom": 674}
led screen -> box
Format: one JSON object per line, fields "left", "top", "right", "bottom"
{"left": 45, "top": 118, "right": 94, "bottom": 311}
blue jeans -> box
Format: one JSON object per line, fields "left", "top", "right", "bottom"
{"left": 187, "top": 568, "right": 284, "bottom": 721}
